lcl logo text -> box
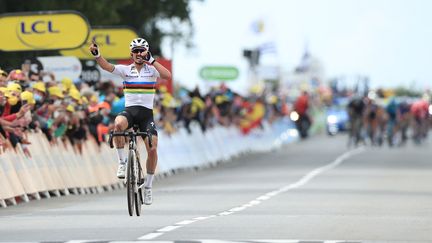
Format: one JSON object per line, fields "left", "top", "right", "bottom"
{"left": 20, "top": 20, "right": 59, "bottom": 34}
{"left": 92, "top": 34, "right": 116, "bottom": 46}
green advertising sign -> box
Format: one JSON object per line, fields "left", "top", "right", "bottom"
{"left": 199, "top": 66, "right": 239, "bottom": 81}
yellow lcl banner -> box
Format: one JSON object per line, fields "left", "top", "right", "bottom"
{"left": 0, "top": 11, "right": 90, "bottom": 51}
{"left": 60, "top": 28, "right": 138, "bottom": 59}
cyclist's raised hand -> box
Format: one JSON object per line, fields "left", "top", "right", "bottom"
{"left": 144, "top": 51, "right": 155, "bottom": 65}
{"left": 89, "top": 40, "right": 115, "bottom": 72}
{"left": 89, "top": 40, "right": 100, "bottom": 57}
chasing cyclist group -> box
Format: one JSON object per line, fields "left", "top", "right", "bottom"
{"left": 347, "top": 94, "right": 430, "bottom": 147}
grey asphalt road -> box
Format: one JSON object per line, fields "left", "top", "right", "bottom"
{"left": 1, "top": 135, "right": 431, "bottom": 243}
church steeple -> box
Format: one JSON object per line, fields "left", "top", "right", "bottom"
{"left": 296, "top": 42, "right": 312, "bottom": 73}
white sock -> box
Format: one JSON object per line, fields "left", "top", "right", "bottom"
{"left": 144, "top": 173, "right": 154, "bottom": 188}
{"left": 116, "top": 148, "right": 126, "bottom": 164}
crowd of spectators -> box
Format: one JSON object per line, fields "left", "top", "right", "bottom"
{"left": 0, "top": 62, "right": 292, "bottom": 157}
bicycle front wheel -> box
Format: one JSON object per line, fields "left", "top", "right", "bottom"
{"left": 134, "top": 157, "right": 143, "bottom": 216}
{"left": 127, "top": 150, "right": 136, "bottom": 216}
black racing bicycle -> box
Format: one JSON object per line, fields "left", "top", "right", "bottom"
{"left": 108, "top": 125, "right": 153, "bottom": 216}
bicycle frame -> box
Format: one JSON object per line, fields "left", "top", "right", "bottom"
{"left": 108, "top": 126, "right": 153, "bottom": 216}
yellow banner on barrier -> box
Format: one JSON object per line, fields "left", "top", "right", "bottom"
{"left": 0, "top": 11, "right": 90, "bottom": 51}
{"left": 60, "top": 27, "right": 138, "bottom": 59}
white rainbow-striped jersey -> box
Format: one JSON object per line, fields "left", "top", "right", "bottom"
{"left": 112, "top": 63, "right": 160, "bottom": 109}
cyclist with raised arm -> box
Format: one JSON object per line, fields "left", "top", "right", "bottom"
{"left": 89, "top": 38, "right": 171, "bottom": 205}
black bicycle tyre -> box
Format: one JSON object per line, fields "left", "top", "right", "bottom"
{"left": 127, "top": 150, "right": 135, "bottom": 216}
{"left": 135, "top": 165, "right": 143, "bottom": 216}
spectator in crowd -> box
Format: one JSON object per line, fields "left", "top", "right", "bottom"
{"left": 0, "top": 69, "right": 8, "bottom": 87}
{"left": 293, "top": 91, "right": 312, "bottom": 138}
{"left": 240, "top": 97, "right": 265, "bottom": 134}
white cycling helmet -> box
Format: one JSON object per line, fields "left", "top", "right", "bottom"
{"left": 129, "top": 38, "right": 149, "bottom": 51}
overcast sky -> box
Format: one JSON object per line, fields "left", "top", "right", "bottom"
{"left": 167, "top": 0, "right": 432, "bottom": 92}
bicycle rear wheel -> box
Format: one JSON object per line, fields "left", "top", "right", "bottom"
{"left": 127, "top": 150, "right": 135, "bottom": 216}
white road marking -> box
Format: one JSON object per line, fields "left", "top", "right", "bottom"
{"left": 228, "top": 206, "right": 246, "bottom": 212}
{"left": 111, "top": 241, "right": 173, "bottom": 243}
{"left": 218, "top": 211, "right": 234, "bottom": 216}
{"left": 175, "top": 219, "right": 197, "bottom": 225}
{"left": 22, "top": 239, "right": 366, "bottom": 243}
{"left": 241, "top": 203, "right": 253, "bottom": 208}
{"left": 157, "top": 225, "right": 182, "bottom": 232}
{"left": 65, "top": 241, "right": 97, "bottom": 243}
{"left": 248, "top": 200, "right": 261, "bottom": 205}
{"left": 194, "top": 215, "right": 216, "bottom": 220}
{"left": 253, "top": 240, "right": 300, "bottom": 243}
{"left": 137, "top": 232, "right": 164, "bottom": 240}
{"left": 198, "top": 240, "right": 248, "bottom": 243}
{"left": 137, "top": 147, "right": 364, "bottom": 240}
{"left": 266, "top": 191, "right": 279, "bottom": 197}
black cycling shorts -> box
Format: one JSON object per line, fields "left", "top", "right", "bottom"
{"left": 117, "top": 106, "right": 158, "bottom": 136}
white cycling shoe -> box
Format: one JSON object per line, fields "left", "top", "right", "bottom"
{"left": 116, "top": 164, "right": 127, "bottom": 179}
{"left": 144, "top": 187, "right": 152, "bottom": 205}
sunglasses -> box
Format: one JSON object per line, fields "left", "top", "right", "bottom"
{"left": 132, "top": 49, "right": 147, "bottom": 54}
